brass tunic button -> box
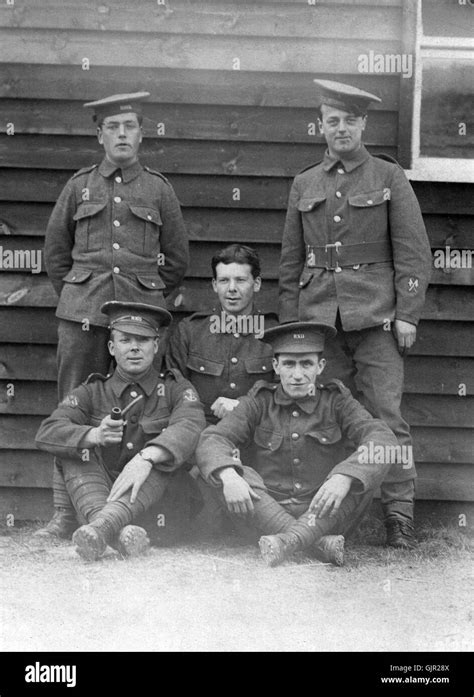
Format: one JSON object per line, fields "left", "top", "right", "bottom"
{"left": 337, "top": 168, "right": 344, "bottom": 175}
{"left": 231, "top": 357, "right": 238, "bottom": 364}
{"left": 333, "top": 215, "right": 341, "bottom": 223}
{"left": 113, "top": 242, "right": 120, "bottom": 250}
{"left": 115, "top": 176, "right": 122, "bottom": 183}
{"left": 126, "top": 442, "right": 134, "bottom": 450}
{"left": 147, "top": 214, "right": 152, "bottom": 220}
{"left": 234, "top": 333, "right": 240, "bottom": 338}
{"left": 292, "top": 410, "right": 299, "bottom": 417}
{"left": 130, "top": 415, "right": 138, "bottom": 424}
{"left": 335, "top": 267, "right": 342, "bottom": 273}
{"left": 230, "top": 382, "right": 236, "bottom": 389}
{"left": 353, "top": 264, "right": 360, "bottom": 270}
{"left": 291, "top": 432, "right": 299, "bottom": 440}
{"left": 295, "top": 482, "right": 302, "bottom": 489}
{"left": 321, "top": 437, "right": 328, "bottom": 442}
{"left": 113, "top": 220, "right": 120, "bottom": 227}
{"left": 113, "top": 266, "right": 120, "bottom": 274}
{"left": 199, "top": 366, "right": 205, "bottom": 371}
{"left": 293, "top": 458, "right": 301, "bottom": 465}
{"left": 335, "top": 191, "right": 342, "bottom": 198}
{"left": 367, "top": 199, "right": 373, "bottom": 205}
{"left": 130, "top": 391, "right": 138, "bottom": 398}
{"left": 114, "top": 196, "right": 121, "bottom": 203}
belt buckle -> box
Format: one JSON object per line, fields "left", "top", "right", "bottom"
{"left": 325, "top": 242, "right": 342, "bottom": 271}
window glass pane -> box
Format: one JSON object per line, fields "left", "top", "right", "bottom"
{"left": 422, "top": 0, "right": 472, "bottom": 38}
{"left": 420, "top": 57, "right": 474, "bottom": 159}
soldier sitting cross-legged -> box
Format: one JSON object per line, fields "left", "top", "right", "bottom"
{"left": 195, "top": 321, "right": 398, "bottom": 567}
{"left": 35, "top": 301, "right": 205, "bottom": 561}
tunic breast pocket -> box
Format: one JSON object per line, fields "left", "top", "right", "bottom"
{"left": 307, "top": 424, "right": 343, "bottom": 447}
{"left": 128, "top": 205, "right": 162, "bottom": 256}
{"left": 253, "top": 427, "right": 284, "bottom": 453}
{"left": 348, "top": 189, "right": 388, "bottom": 238}
{"left": 297, "top": 195, "right": 327, "bottom": 239}
{"left": 187, "top": 354, "right": 225, "bottom": 378}
{"left": 73, "top": 201, "right": 108, "bottom": 251}
{"left": 243, "top": 357, "right": 272, "bottom": 379}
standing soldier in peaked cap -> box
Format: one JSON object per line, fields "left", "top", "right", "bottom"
{"left": 37, "top": 92, "right": 189, "bottom": 540}
{"left": 278, "top": 80, "right": 432, "bottom": 549}
{"left": 195, "top": 321, "right": 398, "bottom": 567}
{"left": 35, "top": 302, "right": 205, "bottom": 561}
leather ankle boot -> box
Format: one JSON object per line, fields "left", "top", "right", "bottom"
{"left": 258, "top": 532, "right": 301, "bottom": 567}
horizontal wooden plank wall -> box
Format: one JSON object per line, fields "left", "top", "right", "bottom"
{"left": 0, "top": 0, "right": 473, "bottom": 519}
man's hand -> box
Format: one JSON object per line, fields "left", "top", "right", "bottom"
{"left": 107, "top": 455, "right": 153, "bottom": 504}
{"left": 310, "top": 474, "right": 353, "bottom": 519}
{"left": 218, "top": 467, "right": 261, "bottom": 516}
{"left": 394, "top": 319, "right": 417, "bottom": 356}
{"left": 211, "top": 397, "right": 240, "bottom": 420}
{"left": 88, "top": 415, "right": 124, "bottom": 447}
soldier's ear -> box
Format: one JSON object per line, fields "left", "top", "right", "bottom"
{"left": 108, "top": 339, "right": 115, "bottom": 357}
{"left": 317, "top": 118, "right": 324, "bottom": 134}
{"left": 253, "top": 276, "right": 262, "bottom": 293}
{"left": 361, "top": 115, "right": 367, "bottom": 131}
{"left": 97, "top": 127, "right": 103, "bottom": 145}
{"left": 153, "top": 337, "right": 159, "bottom": 354}
{"left": 211, "top": 278, "right": 218, "bottom": 294}
{"left": 272, "top": 356, "right": 280, "bottom": 374}
{"left": 317, "top": 357, "right": 326, "bottom": 375}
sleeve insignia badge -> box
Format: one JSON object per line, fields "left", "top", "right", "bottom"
{"left": 183, "top": 388, "right": 198, "bottom": 402}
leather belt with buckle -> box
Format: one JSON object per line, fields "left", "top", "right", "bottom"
{"left": 306, "top": 241, "right": 393, "bottom": 272}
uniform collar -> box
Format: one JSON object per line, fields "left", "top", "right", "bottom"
{"left": 98, "top": 157, "right": 143, "bottom": 183}
{"left": 274, "top": 383, "right": 319, "bottom": 413}
{"left": 322, "top": 144, "right": 370, "bottom": 173}
{"left": 193, "top": 303, "right": 265, "bottom": 319}
{"left": 110, "top": 366, "right": 159, "bottom": 398}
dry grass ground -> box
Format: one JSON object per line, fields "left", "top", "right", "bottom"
{"left": 1, "top": 514, "right": 473, "bottom": 653}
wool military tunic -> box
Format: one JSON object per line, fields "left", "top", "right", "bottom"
{"left": 278, "top": 146, "right": 432, "bottom": 330}
{"left": 44, "top": 158, "right": 189, "bottom": 327}
{"left": 196, "top": 378, "right": 397, "bottom": 501}
{"left": 35, "top": 367, "right": 205, "bottom": 475}
{"left": 165, "top": 307, "right": 277, "bottom": 423}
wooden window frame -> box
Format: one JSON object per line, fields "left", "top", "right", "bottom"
{"left": 399, "top": 0, "right": 474, "bottom": 182}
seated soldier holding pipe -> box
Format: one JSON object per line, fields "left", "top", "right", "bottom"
{"left": 195, "top": 321, "right": 398, "bottom": 567}
{"left": 35, "top": 301, "right": 205, "bottom": 561}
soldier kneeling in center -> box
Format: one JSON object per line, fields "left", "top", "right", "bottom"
{"left": 195, "top": 322, "right": 398, "bottom": 567}
{"left": 35, "top": 301, "right": 205, "bottom": 561}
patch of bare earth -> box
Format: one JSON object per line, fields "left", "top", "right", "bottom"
{"left": 1, "top": 517, "right": 472, "bottom": 652}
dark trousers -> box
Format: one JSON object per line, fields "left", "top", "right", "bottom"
{"left": 60, "top": 452, "right": 170, "bottom": 543}
{"left": 52, "top": 319, "right": 169, "bottom": 512}
{"left": 198, "top": 466, "right": 374, "bottom": 547}
{"left": 322, "top": 319, "right": 416, "bottom": 519}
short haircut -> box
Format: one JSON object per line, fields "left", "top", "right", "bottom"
{"left": 273, "top": 352, "right": 323, "bottom": 361}
{"left": 109, "top": 328, "right": 158, "bottom": 340}
{"left": 97, "top": 113, "right": 143, "bottom": 128}
{"left": 211, "top": 244, "right": 261, "bottom": 280}
{"left": 317, "top": 105, "right": 367, "bottom": 121}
